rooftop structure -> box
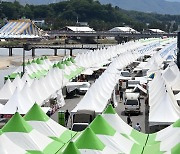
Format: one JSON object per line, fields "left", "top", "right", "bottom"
{"left": 109, "top": 26, "right": 138, "bottom": 33}
{"left": 0, "top": 19, "right": 42, "bottom": 39}
{"left": 63, "top": 26, "right": 95, "bottom": 32}
{"left": 149, "top": 29, "right": 165, "bottom": 33}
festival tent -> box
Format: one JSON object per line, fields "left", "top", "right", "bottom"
{"left": 11, "top": 75, "right": 25, "bottom": 91}
{"left": 0, "top": 88, "right": 32, "bottom": 114}
{"left": 72, "top": 68, "right": 118, "bottom": 114}
{"left": 0, "top": 79, "right": 15, "bottom": 100}
{"left": 148, "top": 72, "right": 180, "bottom": 125}
{"left": 21, "top": 72, "right": 33, "bottom": 85}
{"left": 102, "top": 105, "right": 148, "bottom": 146}
{"left": 1, "top": 112, "right": 63, "bottom": 153}
{"left": 20, "top": 82, "right": 35, "bottom": 106}
{"left": 0, "top": 129, "right": 28, "bottom": 154}
{"left": 30, "top": 79, "right": 46, "bottom": 105}
{"left": 89, "top": 115, "right": 144, "bottom": 154}
{"left": 62, "top": 141, "right": 80, "bottom": 154}
{"left": 24, "top": 103, "right": 77, "bottom": 143}
{"left": 74, "top": 127, "right": 117, "bottom": 153}
{"left": 144, "top": 119, "right": 180, "bottom": 154}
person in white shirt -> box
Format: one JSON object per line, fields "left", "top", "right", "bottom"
{"left": 134, "top": 123, "right": 141, "bottom": 132}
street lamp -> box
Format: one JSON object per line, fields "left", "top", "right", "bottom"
{"left": 22, "top": 43, "right": 31, "bottom": 76}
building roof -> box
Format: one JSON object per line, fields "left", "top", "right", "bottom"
{"left": 109, "top": 26, "right": 138, "bottom": 33}
{"left": 66, "top": 26, "right": 94, "bottom": 32}
{"left": 0, "top": 19, "right": 42, "bottom": 39}
{"left": 149, "top": 29, "right": 165, "bottom": 33}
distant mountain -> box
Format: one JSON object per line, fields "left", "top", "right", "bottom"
{"left": 99, "top": 0, "right": 180, "bottom": 15}
{"left": 1, "top": 0, "right": 65, "bottom": 5}
{"left": 2, "top": 0, "right": 180, "bottom": 15}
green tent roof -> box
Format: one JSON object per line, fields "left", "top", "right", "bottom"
{"left": 173, "top": 119, "right": 180, "bottom": 128}
{"left": 130, "top": 129, "right": 148, "bottom": 146}
{"left": 90, "top": 115, "right": 116, "bottom": 136}
{"left": 2, "top": 112, "right": 33, "bottom": 133}
{"left": 171, "top": 143, "right": 180, "bottom": 154}
{"left": 27, "top": 60, "right": 31, "bottom": 65}
{"left": 75, "top": 127, "right": 105, "bottom": 150}
{"left": 31, "top": 59, "right": 36, "bottom": 63}
{"left": 142, "top": 142, "right": 164, "bottom": 154}
{"left": 53, "top": 63, "right": 58, "bottom": 68}
{"left": 57, "top": 62, "right": 65, "bottom": 69}
{"left": 64, "top": 60, "right": 71, "bottom": 66}
{"left": 70, "top": 57, "right": 76, "bottom": 63}
{"left": 103, "top": 104, "right": 116, "bottom": 114}
{"left": 40, "top": 57, "right": 44, "bottom": 60}
{"left": 63, "top": 141, "right": 80, "bottom": 154}
{"left": 36, "top": 58, "right": 43, "bottom": 64}
{"left": 24, "top": 103, "right": 49, "bottom": 122}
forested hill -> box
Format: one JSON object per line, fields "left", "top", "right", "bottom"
{"left": 3, "top": 0, "right": 180, "bottom": 15}
{"left": 99, "top": 0, "right": 180, "bottom": 15}
{"left": 0, "top": 0, "right": 180, "bottom": 32}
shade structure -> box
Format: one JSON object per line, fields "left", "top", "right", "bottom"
{"left": 0, "top": 129, "right": 28, "bottom": 154}
{"left": 75, "top": 127, "right": 117, "bottom": 153}
{"left": 89, "top": 115, "right": 144, "bottom": 154}
{"left": 62, "top": 141, "right": 80, "bottom": 154}
{"left": 2, "top": 112, "right": 63, "bottom": 153}
{"left": 24, "top": 103, "right": 77, "bottom": 143}
{"left": 144, "top": 119, "right": 180, "bottom": 154}
{"left": 102, "top": 105, "right": 148, "bottom": 146}
{"left": 148, "top": 71, "right": 180, "bottom": 125}
{"left": 0, "top": 88, "right": 33, "bottom": 114}
{"left": 0, "top": 79, "right": 15, "bottom": 100}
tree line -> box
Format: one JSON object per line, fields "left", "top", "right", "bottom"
{"left": 0, "top": 0, "right": 180, "bottom": 32}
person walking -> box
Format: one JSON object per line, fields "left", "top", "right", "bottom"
{"left": 65, "top": 110, "right": 70, "bottom": 127}
{"left": 127, "top": 114, "right": 132, "bottom": 126}
{"left": 134, "top": 123, "right": 141, "bottom": 132}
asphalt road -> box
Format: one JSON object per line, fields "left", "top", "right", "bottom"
{"left": 51, "top": 92, "right": 147, "bottom": 133}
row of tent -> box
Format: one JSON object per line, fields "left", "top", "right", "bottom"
{"left": 72, "top": 38, "right": 171, "bottom": 114}
{"left": 0, "top": 102, "right": 179, "bottom": 154}
{"left": 149, "top": 69, "right": 180, "bottom": 125}
{"left": 144, "top": 41, "right": 180, "bottom": 125}
{"left": 0, "top": 38, "right": 162, "bottom": 114}
{"left": 0, "top": 57, "right": 83, "bottom": 114}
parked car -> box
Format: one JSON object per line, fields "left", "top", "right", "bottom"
{"left": 124, "top": 92, "right": 141, "bottom": 115}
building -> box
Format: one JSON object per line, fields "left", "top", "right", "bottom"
{"left": 109, "top": 26, "right": 138, "bottom": 33}
{"left": 63, "top": 26, "right": 95, "bottom": 32}
{"left": 148, "top": 29, "right": 165, "bottom": 34}
{"left": 0, "top": 19, "right": 42, "bottom": 39}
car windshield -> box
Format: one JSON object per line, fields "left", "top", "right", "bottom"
{"left": 121, "top": 72, "right": 130, "bottom": 77}
{"left": 72, "top": 124, "right": 88, "bottom": 131}
{"left": 126, "top": 100, "right": 138, "bottom": 105}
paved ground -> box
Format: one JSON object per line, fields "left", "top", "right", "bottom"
{"left": 51, "top": 92, "right": 147, "bottom": 133}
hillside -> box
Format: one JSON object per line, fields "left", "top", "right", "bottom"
{"left": 0, "top": 0, "right": 180, "bottom": 32}
{"left": 99, "top": 0, "right": 180, "bottom": 15}
{"left": 3, "top": 0, "right": 180, "bottom": 15}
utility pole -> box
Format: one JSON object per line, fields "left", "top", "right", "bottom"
{"left": 177, "top": 32, "right": 180, "bottom": 70}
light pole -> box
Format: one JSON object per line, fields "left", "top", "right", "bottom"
{"left": 22, "top": 43, "right": 31, "bottom": 76}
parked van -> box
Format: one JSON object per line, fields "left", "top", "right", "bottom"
{"left": 124, "top": 92, "right": 141, "bottom": 114}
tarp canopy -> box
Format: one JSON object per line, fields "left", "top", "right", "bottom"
{"left": 24, "top": 103, "right": 77, "bottom": 143}
{"left": 1, "top": 112, "right": 63, "bottom": 153}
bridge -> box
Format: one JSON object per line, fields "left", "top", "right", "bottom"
{"left": 0, "top": 44, "right": 112, "bottom": 57}
{"left": 47, "top": 30, "right": 177, "bottom": 38}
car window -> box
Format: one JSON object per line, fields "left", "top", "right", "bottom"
{"left": 72, "top": 124, "right": 88, "bottom": 131}
{"left": 126, "top": 100, "right": 138, "bottom": 105}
